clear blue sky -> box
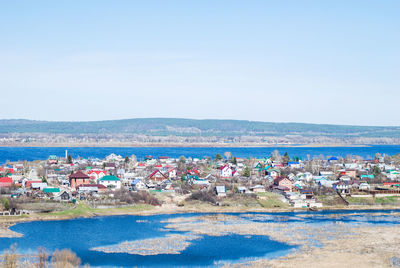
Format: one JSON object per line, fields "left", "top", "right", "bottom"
{"left": 1, "top": 0, "right": 399, "bottom": 126}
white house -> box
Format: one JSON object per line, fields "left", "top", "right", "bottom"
{"left": 168, "top": 168, "right": 177, "bottom": 179}
{"left": 98, "top": 175, "right": 121, "bottom": 189}
{"left": 219, "top": 165, "right": 233, "bottom": 178}
{"left": 87, "top": 170, "right": 106, "bottom": 180}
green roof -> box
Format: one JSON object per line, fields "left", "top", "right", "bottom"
{"left": 44, "top": 188, "right": 60, "bottom": 193}
{"left": 98, "top": 175, "right": 120, "bottom": 181}
{"left": 48, "top": 155, "right": 57, "bottom": 160}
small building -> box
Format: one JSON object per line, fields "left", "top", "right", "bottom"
{"left": 215, "top": 186, "right": 227, "bottom": 197}
{"left": 333, "top": 181, "right": 349, "bottom": 194}
{"left": 57, "top": 191, "right": 71, "bottom": 201}
{"left": 24, "top": 180, "right": 42, "bottom": 188}
{"left": 359, "top": 182, "right": 370, "bottom": 191}
{"left": 31, "top": 182, "right": 48, "bottom": 190}
{"left": 78, "top": 184, "right": 107, "bottom": 193}
{"left": 250, "top": 185, "right": 266, "bottom": 193}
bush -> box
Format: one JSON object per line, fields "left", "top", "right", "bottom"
{"left": 3, "top": 244, "right": 18, "bottom": 268}
{"left": 1, "top": 197, "right": 10, "bottom": 211}
{"left": 187, "top": 190, "right": 217, "bottom": 204}
{"left": 50, "top": 249, "right": 81, "bottom": 268}
{"left": 114, "top": 189, "right": 161, "bottom": 206}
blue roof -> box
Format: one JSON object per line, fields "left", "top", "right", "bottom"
{"left": 131, "top": 179, "right": 141, "bottom": 185}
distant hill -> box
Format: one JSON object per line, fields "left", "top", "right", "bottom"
{"left": 1, "top": 118, "right": 400, "bottom": 138}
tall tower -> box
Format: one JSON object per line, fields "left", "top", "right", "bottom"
{"left": 65, "top": 150, "right": 68, "bottom": 159}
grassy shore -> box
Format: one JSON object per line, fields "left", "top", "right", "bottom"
{"left": 1, "top": 200, "right": 399, "bottom": 228}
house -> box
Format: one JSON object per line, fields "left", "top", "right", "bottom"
{"left": 48, "top": 155, "right": 58, "bottom": 165}
{"left": 219, "top": 165, "right": 232, "bottom": 178}
{"left": 333, "top": 181, "right": 349, "bottom": 194}
{"left": 55, "top": 191, "right": 71, "bottom": 201}
{"left": 69, "top": 171, "right": 90, "bottom": 189}
{"left": 250, "top": 185, "right": 266, "bottom": 193}
{"left": 131, "top": 179, "right": 146, "bottom": 190}
{"left": 149, "top": 170, "right": 168, "bottom": 182}
{"left": 273, "top": 177, "right": 293, "bottom": 192}
{"left": 360, "top": 174, "right": 375, "bottom": 180}
{"left": 98, "top": 175, "right": 121, "bottom": 189}
{"left": 193, "top": 179, "right": 210, "bottom": 189}
{"left": 105, "top": 163, "right": 116, "bottom": 171}
{"left": 267, "top": 169, "right": 280, "bottom": 179}
{"left": 43, "top": 188, "right": 60, "bottom": 194}
{"left": 232, "top": 170, "right": 239, "bottom": 177}
{"left": 24, "top": 180, "right": 42, "bottom": 188}
{"left": 88, "top": 170, "right": 106, "bottom": 180}
{"left": 167, "top": 168, "right": 177, "bottom": 179}
{"left": 215, "top": 186, "right": 226, "bottom": 197}
{"left": 237, "top": 186, "right": 249, "bottom": 194}
{"left": 344, "top": 169, "right": 357, "bottom": 179}
{"left": 0, "top": 177, "right": 12, "bottom": 188}
{"left": 359, "top": 183, "right": 370, "bottom": 191}
{"left": 78, "top": 184, "right": 107, "bottom": 193}
{"left": 31, "top": 182, "right": 48, "bottom": 190}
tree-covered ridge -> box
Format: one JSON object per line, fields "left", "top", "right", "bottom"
{"left": 1, "top": 118, "right": 400, "bottom": 138}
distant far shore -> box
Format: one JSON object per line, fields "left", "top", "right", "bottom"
{"left": 0, "top": 143, "right": 371, "bottom": 148}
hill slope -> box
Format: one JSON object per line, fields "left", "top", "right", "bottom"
{"left": 1, "top": 118, "right": 400, "bottom": 138}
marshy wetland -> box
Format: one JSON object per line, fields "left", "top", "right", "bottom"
{"left": 1, "top": 209, "right": 400, "bottom": 267}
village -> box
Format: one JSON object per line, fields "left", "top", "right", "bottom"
{"left": 1, "top": 150, "right": 400, "bottom": 216}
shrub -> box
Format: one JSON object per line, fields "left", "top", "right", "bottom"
{"left": 114, "top": 189, "right": 161, "bottom": 206}
{"left": 187, "top": 190, "right": 217, "bottom": 204}
{"left": 3, "top": 244, "right": 18, "bottom": 268}
{"left": 1, "top": 197, "right": 10, "bottom": 211}
{"left": 50, "top": 249, "right": 81, "bottom": 268}
{"left": 36, "top": 247, "right": 48, "bottom": 268}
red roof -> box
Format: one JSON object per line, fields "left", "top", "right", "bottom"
{"left": 25, "top": 180, "right": 42, "bottom": 187}
{"left": 69, "top": 171, "right": 90, "bottom": 179}
{"left": 384, "top": 182, "right": 399, "bottom": 186}
{"left": 0, "top": 177, "right": 12, "bottom": 183}
{"left": 219, "top": 165, "right": 229, "bottom": 170}
{"left": 88, "top": 170, "right": 106, "bottom": 175}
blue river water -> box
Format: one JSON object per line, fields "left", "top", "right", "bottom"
{"left": 1, "top": 210, "right": 400, "bottom": 267}
{"left": 1, "top": 145, "right": 400, "bottom": 164}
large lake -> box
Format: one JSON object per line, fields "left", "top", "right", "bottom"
{"left": 1, "top": 145, "right": 400, "bottom": 163}
{"left": 1, "top": 210, "right": 400, "bottom": 267}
